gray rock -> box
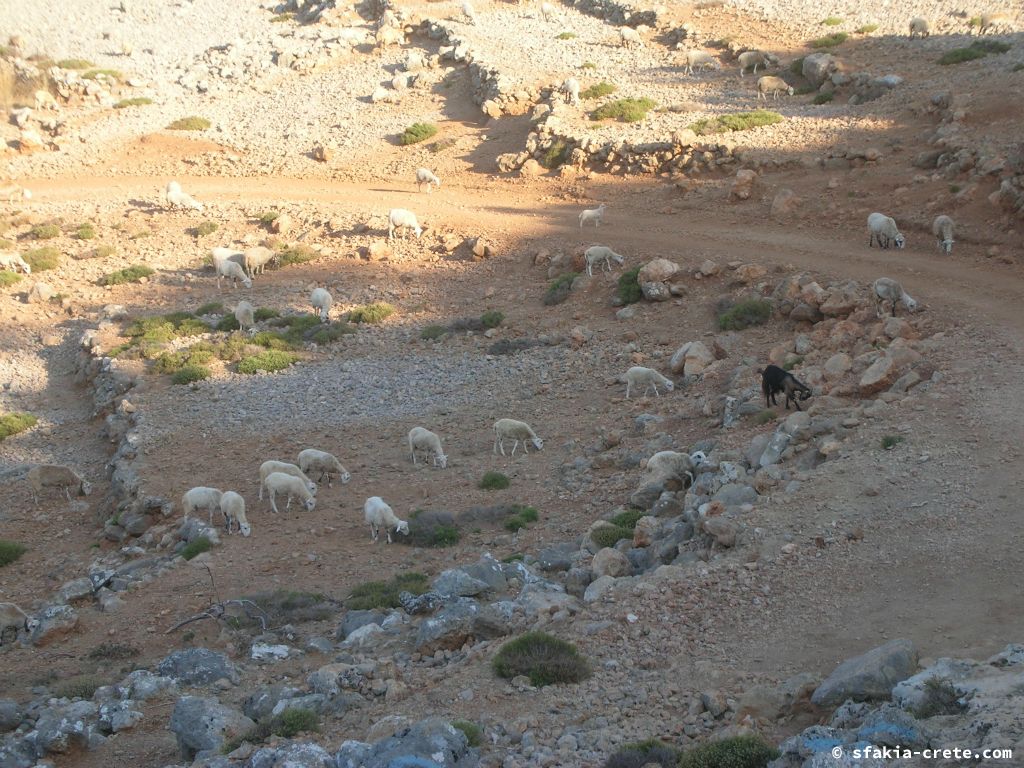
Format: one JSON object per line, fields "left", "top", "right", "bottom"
{"left": 270, "top": 693, "right": 329, "bottom": 717}
{"left": 811, "top": 639, "right": 919, "bottom": 708}
{"left": 250, "top": 741, "right": 335, "bottom": 768}
{"left": 336, "top": 610, "right": 385, "bottom": 641}
{"left": 564, "top": 566, "right": 593, "bottom": 598}
{"left": 57, "top": 577, "right": 94, "bottom": 603}
{"left": 0, "top": 700, "right": 22, "bottom": 732}
{"left": 97, "top": 701, "right": 143, "bottom": 734}
{"left": 758, "top": 431, "right": 791, "bottom": 467}
{"left": 33, "top": 700, "right": 99, "bottom": 755}
{"left": 591, "top": 548, "right": 632, "bottom": 578}
{"left": 156, "top": 648, "right": 239, "bottom": 687}
{"left": 640, "top": 281, "right": 671, "bottom": 302}
{"left": 120, "top": 670, "right": 176, "bottom": 700}
{"left": 712, "top": 483, "right": 758, "bottom": 507}
{"left": 168, "top": 696, "right": 255, "bottom": 761}
{"left": 537, "top": 542, "right": 577, "bottom": 572}
{"left": 583, "top": 575, "right": 615, "bottom": 603}
{"left": 803, "top": 53, "right": 837, "bottom": 87}
{"left": 459, "top": 554, "right": 508, "bottom": 591}
{"left": 856, "top": 704, "right": 926, "bottom": 748}
{"left": 415, "top": 599, "right": 504, "bottom": 653}
{"left": 630, "top": 481, "right": 664, "bottom": 510}
{"left": 0, "top": 734, "right": 35, "bottom": 767}
{"left": 242, "top": 685, "right": 299, "bottom": 721}
{"left": 399, "top": 591, "right": 444, "bottom": 615}
{"left": 432, "top": 569, "right": 491, "bottom": 598}
{"left": 29, "top": 604, "right": 78, "bottom": 646}
{"left": 335, "top": 716, "right": 478, "bottom": 768}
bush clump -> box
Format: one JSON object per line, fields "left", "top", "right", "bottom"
{"left": 591, "top": 97, "right": 656, "bottom": 123}
{"left": 790, "top": 57, "right": 805, "bottom": 75}
{"left": 481, "top": 310, "right": 505, "bottom": 329}
{"left": 0, "top": 271, "right": 23, "bottom": 287}
{"left": 717, "top": 298, "right": 772, "bottom": 330}
{"left": 617, "top": 266, "right": 642, "bottom": 304}
{"left": 276, "top": 244, "right": 318, "bottom": 266}
{"left": 0, "top": 540, "right": 27, "bottom": 567}
{"left": 274, "top": 708, "right": 320, "bottom": 738}
{"left": 610, "top": 509, "right": 644, "bottom": 529}
{"left": 100, "top": 264, "right": 154, "bottom": 285}
{"left": 855, "top": 23, "right": 878, "bottom": 33}
{"left": 452, "top": 720, "right": 483, "bottom": 748}
{"left": 167, "top": 116, "right": 211, "bottom": 130}
{"left": 237, "top": 350, "right": 299, "bottom": 374}
{"left": 544, "top": 272, "right": 577, "bottom": 306}
{"left": 87, "top": 642, "right": 139, "bottom": 661}
{"left": 821, "top": 16, "right": 843, "bottom": 25}
{"left": 556, "top": 31, "right": 577, "bottom": 39}
{"left": 591, "top": 525, "right": 633, "bottom": 548}
{"left": 813, "top": 92, "right": 834, "bottom": 104}
{"left": 196, "top": 301, "right": 224, "bottom": 315}
{"left": 913, "top": 677, "right": 967, "bottom": 718}
{"left": 581, "top": 81, "right": 616, "bottom": 99}
{"left": 254, "top": 307, "right": 279, "bottom": 321}
{"left": 347, "top": 572, "right": 430, "bottom": 610}
{"left": 689, "top": 110, "right": 783, "bottom": 136}
{"left": 30, "top": 223, "right": 60, "bottom": 240}
{"left": 605, "top": 740, "right": 680, "bottom": 768}
{"left": 421, "top": 324, "right": 447, "bottom": 340}
{"left": 348, "top": 302, "right": 395, "bottom": 324}
{"left": 0, "top": 412, "right": 37, "bottom": 441}
{"left": 402, "top": 510, "right": 461, "bottom": 547}
{"left": 114, "top": 97, "right": 153, "bottom": 109}
{"left": 677, "top": 735, "right": 779, "bottom": 768}
{"left": 24, "top": 247, "right": 61, "bottom": 271}
{"left": 540, "top": 138, "right": 570, "bottom": 169}
{"left": 54, "top": 675, "right": 106, "bottom": 701}
{"left": 881, "top": 435, "right": 904, "bottom": 450}
{"left": 193, "top": 220, "right": 218, "bottom": 237}
{"left": 503, "top": 505, "right": 539, "bottom": 532}
{"left": 493, "top": 631, "right": 591, "bottom": 687}
{"left": 308, "top": 321, "right": 354, "bottom": 344}
{"left": 939, "top": 40, "right": 1011, "bottom": 65}
{"left": 171, "top": 364, "right": 211, "bottom": 385}
{"left": 258, "top": 211, "right": 279, "bottom": 226}
{"left": 153, "top": 344, "right": 216, "bottom": 374}
{"left": 83, "top": 69, "right": 121, "bottom": 80}
{"left": 479, "top": 471, "right": 510, "bottom": 490}
{"left": 181, "top": 537, "right": 212, "bottom": 560}
{"left": 809, "top": 32, "right": 848, "bottom": 48}
{"left": 76, "top": 223, "right": 96, "bottom": 240}
{"left": 400, "top": 122, "right": 438, "bottom": 145}
{"left": 57, "top": 58, "right": 94, "bottom": 70}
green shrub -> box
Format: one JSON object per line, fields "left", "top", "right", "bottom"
{"left": 689, "top": 110, "right": 783, "bottom": 136}
{"left": 421, "top": 324, "right": 447, "bottom": 340}
{"left": 274, "top": 708, "right": 319, "bottom": 737}
{"left": 400, "top": 122, "right": 439, "bottom": 145}
{"left": 310, "top": 322, "right": 355, "bottom": 344}
{"left": 30, "top": 223, "right": 60, "bottom": 240}
{"left": 153, "top": 344, "right": 216, "bottom": 374}
{"left": 0, "top": 412, "right": 37, "bottom": 441}
{"left": 617, "top": 266, "right": 642, "bottom": 304}
{"left": 0, "top": 540, "right": 27, "bottom": 567}
{"left": 813, "top": 92, "right": 834, "bottom": 104}
{"left": 503, "top": 505, "right": 539, "bottom": 531}
{"left": 100, "top": 264, "right": 154, "bottom": 285}
{"left": 540, "top": 138, "right": 570, "bottom": 169}
{"left": 87, "top": 642, "right": 139, "bottom": 661}
{"left": 348, "top": 302, "right": 395, "bottom": 324}
{"left": 91, "top": 245, "right": 115, "bottom": 259}
{"left": 913, "top": 677, "right": 967, "bottom": 718}
{"left": 347, "top": 572, "right": 430, "bottom": 610}
{"left": 167, "top": 116, "right": 211, "bottom": 130}
{"left": 556, "top": 31, "right": 577, "bottom": 39}
{"left": 213, "top": 333, "right": 251, "bottom": 362}
{"left": 754, "top": 410, "right": 777, "bottom": 425}
{"left": 452, "top": 720, "right": 483, "bottom": 747}
{"left": 1013, "top": 63, "right": 1024, "bottom": 72}
{"left": 591, "top": 525, "right": 632, "bottom": 548}
{"left": 493, "top": 631, "right": 591, "bottom": 687}
{"left": 193, "top": 220, "right": 218, "bottom": 237}
{"left": 24, "top": 247, "right": 60, "bottom": 271}
{"left": 277, "top": 244, "right": 318, "bottom": 266}
{"left": 270, "top": 12, "right": 295, "bottom": 22}
{"left": 114, "top": 97, "right": 153, "bottom": 109}
{"left": 171, "top": 364, "right": 211, "bottom": 385}
{"left": 259, "top": 211, "right": 279, "bottom": 226}
{"left": 809, "top": 32, "right": 848, "bottom": 48}
{"left": 57, "top": 58, "right": 94, "bottom": 70}
{"left": 581, "top": 81, "right": 616, "bottom": 99}
{"left": 0, "top": 271, "right": 22, "bottom": 287}
{"left": 677, "top": 735, "right": 779, "bottom": 768}
{"left": 717, "top": 298, "right": 772, "bottom": 330}
{"left": 610, "top": 509, "right": 644, "bottom": 529}
{"left": 251, "top": 331, "right": 294, "bottom": 351}
{"left": 76, "top": 223, "right": 96, "bottom": 240}
{"left": 481, "top": 310, "right": 504, "bottom": 328}
{"left": 968, "top": 16, "right": 982, "bottom": 27}
{"left": 605, "top": 739, "right": 680, "bottom": 768}
{"left": 855, "top": 23, "right": 878, "bottom": 33}
{"left": 126, "top": 312, "right": 208, "bottom": 342}
{"left": 480, "top": 471, "right": 510, "bottom": 490}
{"left": 181, "top": 537, "right": 212, "bottom": 560}
{"left": 196, "top": 301, "right": 224, "bottom": 315}
{"left": 54, "top": 675, "right": 105, "bottom": 700}
{"left": 581, "top": 61, "right": 597, "bottom": 69}
{"left": 591, "top": 97, "right": 656, "bottom": 123}
{"left": 215, "top": 314, "right": 240, "bottom": 332}
{"left": 939, "top": 40, "right": 1011, "bottom": 65}
{"left": 83, "top": 68, "right": 121, "bottom": 80}
{"left": 821, "top": 16, "right": 843, "bottom": 25}
{"left": 881, "top": 435, "right": 904, "bottom": 450}
{"left": 502, "top": 552, "right": 525, "bottom": 563}
{"left": 238, "top": 350, "right": 298, "bottom": 374}
{"left": 254, "top": 307, "right": 279, "bottom": 321}
{"left": 790, "top": 57, "right": 805, "bottom": 75}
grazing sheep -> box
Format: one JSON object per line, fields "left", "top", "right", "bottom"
{"left": 211, "top": 248, "right": 253, "bottom": 290}
{"left": 867, "top": 212, "right": 905, "bottom": 250}
{"left": 932, "top": 214, "right": 954, "bottom": 254}
{"left": 164, "top": 180, "right": 204, "bottom": 212}
{"left": 297, "top": 448, "right": 351, "bottom": 487}
{"left": 560, "top": 77, "right": 581, "bottom": 106}
{"left": 0, "top": 251, "right": 31, "bottom": 275}
{"left": 388, "top": 208, "right": 423, "bottom": 240}
{"left": 27, "top": 465, "right": 92, "bottom": 504}
{"left": 34, "top": 89, "right": 60, "bottom": 111}
{"left": 242, "top": 246, "right": 277, "bottom": 277}
{"left": 219, "top": 491, "right": 251, "bottom": 537}
{"left": 416, "top": 168, "right": 441, "bottom": 193}
{"left": 979, "top": 11, "right": 1012, "bottom": 34}
{"left": 540, "top": 1, "right": 557, "bottom": 21}
{"left": 619, "top": 27, "right": 643, "bottom": 48}
{"left": 579, "top": 203, "right": 607, "bottom": 228}
{"left": 408, "top": 426, "right": 448, "bottom": 468}
{"left": 738, "top": 50, "right": 777, "bottom": 76}
{"left": 0, "top": 183, "right": 31, "bottom": 203}
{"left": 234, "top": 301, "right": 255, "bottom": 332}
{"left": 683, "top": 49, "right": 720, "bottom": 75}
{"left": 873, "top": 277, "right": 918, "bottom": 317}
{"left": 624, "top": 366, "right": 674, "bottom": 399}
{"left": 461, "top": 0, "right": 477, "bottom": 23}
{"left": 493, "top": 418, "right": 544, "bottom": 456}
{"left": 258, "top": 461, "right": 316, "bottom": 500}
{"left": 762, "top": 364, "right": 812, "bottom": 411}
{"left": 908, "top": 17, "right": 930, "bottom": 38}
{"left": 757, "top": 75, "right": 793, "bottom": 101}
{"left": 584, "top": 245, "right": 625, "bottom": 276}
{"left": 182, "top": 487, "right": 224, "bottom": 525}
{"left": 364, "top": 496, "right": 410, "bottom": 543}
{"left": 263, "top": 472, "right": 317, "bottom": 514}
{"left": 311, "top": 287, "right": 333, "bottom": 322}
{"left": 0, "top": 603, "right": 38, "bottom": 645}
{"left": 644, "top": 450, "right": 696, "bottom": 487}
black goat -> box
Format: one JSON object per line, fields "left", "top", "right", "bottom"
{"left": 761, "top": 365, "right": 812, "bottom": 411}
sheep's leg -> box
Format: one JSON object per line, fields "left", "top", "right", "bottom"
{"left": 64, "top": 486, "right": 72, "bottom": 501}
{"left": 511, "top": 440, "right": 520, "bottom": 457}
{"left": 258, "top": 481, "right": 264, "bottom": 500}
{"left": 285, "top": 493, "right": 293, "bottom": 510}
{"left": 386, "top": 528, "right": 393, "bottom": 544}
{"left": 327, "top": 473, "right": 333, "bottom": 488}
{"left": 269, "top": 492, "right": 279, "bottom": 515}
{"left": 653, "top": 383, "right": 660, "bottom": 396}
{"left": 626, "top": 381, "right": 631, "bottom": 399}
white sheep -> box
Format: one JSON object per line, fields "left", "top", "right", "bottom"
{"left": 873, "top": 277, "right": 918, "bottom": 317}
{"left": 416, "top": 168, "right": 442, "bottom": 193}
{"left": 979, "top": 11, "right": 1012, "bottom": 34}
{"left": 310, "top": 287, "right": 333, "bottom": 322}
{"left": 738, "top": 50, "right": 777, "bottom": 76}
{"left": 164, "top": 180, "right": 204, "bottom": 212}
{"left": 408, "top": 426, "right": 448, "bottom": 468}
{"left": 867, "top": 212, "right": 905, "bottom": 250}
{"left": 0, "top": 603, "right": 38, "bottom": 645}
{"left": 34, "top": 89, "right": 60, "bottom": 111}
{"left": 0, "top": 183, "right": 31, "bottom": 203}
{"left": 219, "top": 491, "right": 251, "bottom": 537}
{"left": 364, "top": 496, "right": 410, "bottom": 543}
{"left": 644, "top": 450, "right": 696, "bottom": 488}
{"left": 181, "top": 486, "right": 224, "bottom": 525}
{"left": 619, "top": 27, "right": 643, "bottom": 48}
{"left": 211, "top": 248, "right": 253, "bottom": 290}
{"left": 683, "top": 49, "right": 720, "bottom": 75}
{"left": 258, "top": 460, "right": 317, "bottom": 500}
{"left": 297, "top": 448, "right": 351, "bottom": 487}
{"left": 757, "top": 75, "right": 793, "bottom": 101}
{"left": 624, "top": 366, "right": 675, "bottom": 398}
{"left": 263, "top": 472, "right": 317, "bottom": 514}
{"left": 932, "top": 214, "right": 954, "bottom": 254}
{"left": 540, "top": 1, "right": 557, "bottom": 21}
{"left": 461, "top": 0, "right": 477, "bottom": 23}
{"left": 26, "top": 465, "right": 92, "bottom": 504}
{"left": 388, "top": 208, "right": 423, "bottom": 240}
{"left": 234, "top": 300, "right": 255, "bottom": 332}
{"left": 0, "top": 251, "right": 31, "bottom": 275}
{"left": 560, "top": 77, "right": 580, "bottom": 106}
{"left": 493, "top": 418, "right": 543, "bottom": 456}
{"left": 242, "top": 246, "right": 277, "bottom": 277}
{"left": 579, "top": 203, "right": 606, "bottom": 228}
{"left": 584, "top": 245, "right": 624, "bottom": 276}
{"left": 908, "top": 17, "right": 930, "bottom": 38}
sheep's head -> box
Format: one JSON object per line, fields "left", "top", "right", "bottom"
{"left": 435, "top": 454, "right": 448, "bottom": 469}
{"left": 903, "top": 295, "right": 919, "bottom": 313}
{"left": 690, "top": 450, "right": 709, "bottom": 466}
{"left": 414, "top": 225, "right": 423, "bottom": 239}
{"left": 531, "top": 437, "right": 544, "bottom": 451}
{"left": 395, "top": 520, "right": 410, "bottom": 536}
{"left": 241, "top": 276, "right": 253, "bottom": 289}
{"left": 940, "top": 239, "right": 953, "bottom": 254}
{"left": 80, "top": 480, "right": 93, "bottom": 496}
{"left": 239, "top": 521, "right": 252, "bottom": 537}
{"left": 797, "top": 389, "right": 812, "bottom": 402}
{"left": 23, "top": 189, "right": 32, "bottom": 200}
{"left": 664, "top": 380, "right": 675, "bottom": 392}
{"left": 25, "top": 617, "right": 40, "bottom": 634}
{"left": 786, "top": 86, "right": 794, "bottom": 96}
{"left": 893, "top": 233, "right": 906, "bottom": 249}
{"left": 303, "top": 497, "right": 316, "bottom": 512}
{"left": 339, "top": 470, "right": 352, "bottom": 484}
{"left": 305, "top": 480, "right": 318, "bottom": 496}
